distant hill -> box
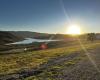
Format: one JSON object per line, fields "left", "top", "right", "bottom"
{"left": 9, "top": 31, "right": 76, "bottom": 40}
{"left": 0, "top": 31, "right": 23, "bottom": 45}
{"left": 0, "top": 31, "right": 52, "bottom": 44}
{"left": 1, "top": 31, "right": 99, "bottom": 45}
{"left": 9, "top": 31, "right": 50, "bottom": 39}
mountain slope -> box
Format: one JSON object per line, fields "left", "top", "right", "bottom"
{"left": 0, "top": 31, "right": 22, "bottom": 45}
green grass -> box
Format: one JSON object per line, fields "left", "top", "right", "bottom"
{"left": 0, "top": 40, "right": 100, "bottom": 75}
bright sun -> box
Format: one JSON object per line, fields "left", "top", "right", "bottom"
{"left": 66, "top": 24, "right": 81, "bottom": 35}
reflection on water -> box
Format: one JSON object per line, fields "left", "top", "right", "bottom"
{"left": 9, "top": 38, "right": 59, "bottom": 45}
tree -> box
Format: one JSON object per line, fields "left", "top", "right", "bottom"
{"left": 87, "top": 33, "right": 96, "bottom": 42}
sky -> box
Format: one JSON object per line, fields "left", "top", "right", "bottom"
{"left": 0, "top": 0, "right": 100, "bottom": 33}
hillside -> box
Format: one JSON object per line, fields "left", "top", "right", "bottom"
{"left": 0, "top": 40, "right": 100, "bottom": 80}
{"left": 0, "top": 31, "right": 23, "bottom": 45}
{"left": 8, "top": 31, "right": 80, "bottom": 40}
{"left": 0, "top": 31, "right": 100, "bottom": 45}
{"left": 9, "top": 31, "right": 51, "bottom": 39}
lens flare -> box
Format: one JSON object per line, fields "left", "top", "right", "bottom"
{"left": 60, "top": 0, "right": 100, "bottom": 73}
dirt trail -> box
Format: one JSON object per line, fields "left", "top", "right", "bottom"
{"left": 0, "top": 52, "right": 81, "bottom": 80}
{"left": 53, "top": 48, "right": 100, "bottom": 80}
{"left": 0, "top": 47, "right": 100, "bottom": 80}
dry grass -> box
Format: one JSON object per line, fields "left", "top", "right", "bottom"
{"left": 0, "top": 40, "right": 100, "bottom": 77}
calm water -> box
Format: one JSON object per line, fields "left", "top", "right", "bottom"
{"left": 9, "top": 38, "right": 59, "bottom": 45}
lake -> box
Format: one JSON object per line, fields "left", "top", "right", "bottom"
{"left": 7, "top": 38, "right": 59, "bottom": 45}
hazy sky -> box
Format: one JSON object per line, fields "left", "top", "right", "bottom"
{"left": 0, "top": 0, "right": 100, "bottom": 33}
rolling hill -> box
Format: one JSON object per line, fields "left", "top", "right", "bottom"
{"left": 0, "top": 31, "right": 23, "bottom": 45}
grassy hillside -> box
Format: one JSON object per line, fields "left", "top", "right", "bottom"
{"left": 0, "top": 31, "right": 22, "bottom": 45}
{"left": 0, "top": 40, "right": 100, "bottom": 79}
{"left": 6, "top": 31, "right": 83, "bottom": 39}
{"left": 9, "top": 31, "right": 52, "bottom": 39}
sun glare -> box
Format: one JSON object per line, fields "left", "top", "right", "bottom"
{"left": 66, "top": 24, "right": 81, "bottom": 35}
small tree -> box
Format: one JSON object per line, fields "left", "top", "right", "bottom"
{"left": 87, "top": 33, "right": 96, "bottom": 42}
